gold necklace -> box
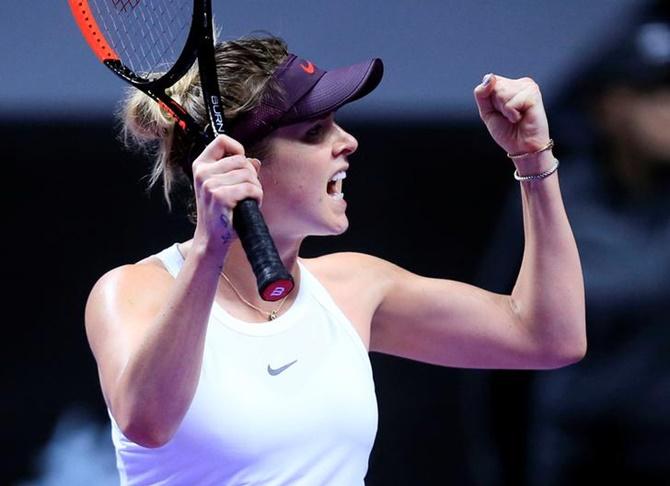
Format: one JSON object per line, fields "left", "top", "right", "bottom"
{"left": 220, "top": 272, "right": 289, "bottom": 321}
{"left": 175, "top": 243, "right": 289, "bottom": 321}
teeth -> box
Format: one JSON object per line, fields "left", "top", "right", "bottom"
{"left": 327, "top": 170, "right": 346, "bottom": 199}
{"left": 329, "top": 171, "right": 347, "bottom": 182}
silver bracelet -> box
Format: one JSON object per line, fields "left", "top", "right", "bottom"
{"left": 513, "top": 158, "right": 560, "bottom": 182}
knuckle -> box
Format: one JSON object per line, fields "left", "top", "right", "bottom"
{"left": 218, "top": 134, "right": 245, "bottom": 155}
{"left": 210, "top": 187, "right": 234, "bottom": 208}
{"left": 225, "top": 154, "right": 246, "bottom": 168}
{"left": 240, "top": 181, "right": 258, "bottom": 192}
{"left": 192, "top": 164, "right": 205, "bottom": 185}
{"left": 215, "top": 134, "right": 229, "bottom": 148}
{"left": 523, "top": 77, "right": 538, "bottom": 89}
{"left": 230, "top": 137, "right": 246, "bottom": 155}
{"left": 237, "top": 154, "right": 251, "bottom": 165}
{"left": 246, "top": 165, "right": 260, "bottom": 180}
{"left": 240, "top": 182, "right": 262, "bottom": 199}
{"left": 207, "top": 136, "right": 227, "bottom": 155}
{"left": 200, "top": 178, "right": 214, "bottom": 193}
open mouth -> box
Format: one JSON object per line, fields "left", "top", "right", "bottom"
{"left": 327, "top": 170, "right": 346, "bottom": 200}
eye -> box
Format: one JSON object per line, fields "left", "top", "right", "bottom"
{"left": 304, "top": 122, "right": 324, "bottom": 142}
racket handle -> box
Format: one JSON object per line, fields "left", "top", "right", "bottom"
{"left": 233, "top": 199, "right": 295, "bottom": 301}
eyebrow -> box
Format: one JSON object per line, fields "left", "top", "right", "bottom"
{"left": 309, "top": 113, "right": 333, "bottom": 123}
{"left": 277, "top": 113, "right": 333, "bottom": 137}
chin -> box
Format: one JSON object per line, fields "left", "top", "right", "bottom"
{"left": 312, "top": 216, "right": 349, "bottom": 237}
{"left": 331, "top": 214, "right": 350, "bottom": 235}
{"left": 332, "top": 222, "right": 349, "bottom": 235}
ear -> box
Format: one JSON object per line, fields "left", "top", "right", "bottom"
{"left": 257, "top": 160, "right": 279, "bottom": 186}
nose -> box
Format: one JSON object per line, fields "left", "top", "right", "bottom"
{"left": 333, "top": 123, "right": 358, "bottom": 157}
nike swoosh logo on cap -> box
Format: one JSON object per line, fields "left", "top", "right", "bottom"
{"left": 299, "top": 61, "right": 315, "bottom": 74}
{"left": 267, "top": 359, "right": 298, "bottom": 376}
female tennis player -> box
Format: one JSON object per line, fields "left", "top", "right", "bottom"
{"left": 85, "top": 36, "right": 586, "bottom": 484}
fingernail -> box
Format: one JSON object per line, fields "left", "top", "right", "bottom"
{"left": 481, "top": 73, "right": 493, "bottom": 86}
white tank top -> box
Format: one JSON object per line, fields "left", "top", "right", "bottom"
{"left": 110, "top": 243, "right": 378, "bottom": 485}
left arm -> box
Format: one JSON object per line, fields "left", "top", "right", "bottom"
{"left": 369, "top": 74, "right": 586, "bottom": 369}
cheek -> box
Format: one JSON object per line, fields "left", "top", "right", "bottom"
{"left": 260, "top": 174, "right": 323, "bottom": 211}
{"left": 259, "top": 147, "right": 330, "bottom": 207}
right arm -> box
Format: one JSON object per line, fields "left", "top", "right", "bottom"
{"left": 85, "top": 135, "right": 262, "bottom": 447}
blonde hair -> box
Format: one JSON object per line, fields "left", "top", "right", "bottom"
{"left": 120, "top": 36, "right": 288, "bottom": 217}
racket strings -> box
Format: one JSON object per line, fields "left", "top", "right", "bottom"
{"left": 91, "top": 0, "right": 192, "bottom": 78}
{"left": 112, "top": 0, "right": 141, "bottom": 12}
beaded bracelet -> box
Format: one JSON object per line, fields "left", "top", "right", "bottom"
{"left": 513, "top": 158, "right": 560, "bottom": 182}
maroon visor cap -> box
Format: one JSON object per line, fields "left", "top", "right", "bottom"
{"left": 230, "top": 54, "right": 384, "bottom": 145}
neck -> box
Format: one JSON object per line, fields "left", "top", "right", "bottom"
{"left": 222, "top": 237, "right": 302, "bottom": 303}
{"left": 214, "top": 224, "right": 309, "bottom": 319}
{"left": 180, "top": 230, "right": 304, "bottom": 315}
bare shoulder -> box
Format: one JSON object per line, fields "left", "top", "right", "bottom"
{"left": 85, "top": 259, "right": 174, "bottom": 352}
{"left": 301, "top": 251, "right": 395, "bottom": 288}
{"left": 87, "top": 258, "right": 173, "bottom": 315}
{"left": 301, "top": 251, "right": 393, "bottom": 274}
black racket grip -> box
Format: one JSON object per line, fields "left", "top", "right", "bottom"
{"left": 232, "top": 198, "right": 294, "bottom": 301}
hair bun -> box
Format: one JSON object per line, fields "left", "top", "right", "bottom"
{"left": 122, "top": 88, "right": 175, "bottom": 143}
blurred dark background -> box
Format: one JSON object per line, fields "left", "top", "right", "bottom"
{"left": 4, "top": 1, "right": 669, "bottom": 485}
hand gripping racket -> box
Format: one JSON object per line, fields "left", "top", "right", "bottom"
{"left": 68, "top": 0, "right": 294, "bottom": 301}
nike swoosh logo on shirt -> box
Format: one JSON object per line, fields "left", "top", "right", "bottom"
{"left": 267, "top": 359, "right": 298, "bottom": 376}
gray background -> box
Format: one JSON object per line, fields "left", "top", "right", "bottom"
{"left": 2, "top": 0, "right": 640, "bottom": 120}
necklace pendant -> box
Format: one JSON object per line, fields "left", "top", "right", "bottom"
{"left": 268, "top": 310, "right": 278, "bottom": 321}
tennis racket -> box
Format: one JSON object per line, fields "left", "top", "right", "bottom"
{"left": 68, "top": 0, "right": 294, "bottom": 301}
